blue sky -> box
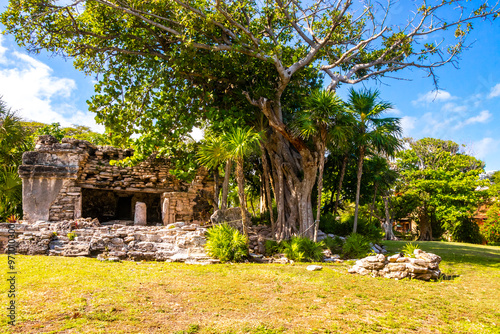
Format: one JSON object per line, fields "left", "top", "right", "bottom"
{"left": 0, "top": 2, "right": 499, "bottom": 171}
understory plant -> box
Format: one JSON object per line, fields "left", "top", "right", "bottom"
{"left": 451, "top": 217, "right": 483, "bottom": 244}
{"left": 481, "top": 205, "right": 500, "bottom": 244}
{"left": 341, "top": 233, "right": 371, "bottom": 259}
{"left": 281, "top": 236, "right": 324, "bottom": 262}
{"left": 401, "top": 242, "right": 420, "bottom": 258}
{"left": 205, "top": 224, "right": 248, "bottom": 263}
{"left": 322, "top": 236, "right": 344, "bottom": 255}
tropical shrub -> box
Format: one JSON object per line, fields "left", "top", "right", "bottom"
{"left": 281, "top": 237, "right": 324, "bottom": 262}
{"left": 341, "top": 233, "right": 371, "bottom": 259}
{"left": 319, "top": 212, "right": 383, "bottom": 243}
{"left": 205, "top": 224, "right": 248, "bottom": 263}
{"left": 264, "top": 239, "right": 282, "bottom": 256}
{"left": 481, "top": 205, "right": 500, "bottom": 244}
{"left": 451, "top": 217, "right": 483, "bottom": 244}
{"left": 322, "top": 236, "right": 344, "bottom": 254}
{"left": 401, "top": 242, "right": 420, "bottom": 258}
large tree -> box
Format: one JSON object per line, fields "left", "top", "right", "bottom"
{"left": 395, "top": 138, "right": 488, "bottom": 241}
{"left": 3, "top": 0, "right": 499, "bottom": 239}
{"left": 346, "top": 88, "right": 401, "bottom": 233}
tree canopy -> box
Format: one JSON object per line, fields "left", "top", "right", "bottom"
{"left": 395, "top": 138, "right": 489, "bottom": 241}
{"left": 3, "top": 0, "right": 499, "bottom": 239}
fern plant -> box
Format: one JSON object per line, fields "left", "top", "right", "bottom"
{"left": 281, "top": 237, "right": 324, "bottom": 262}
{"left": 205, "top": 224, "right": 248, "bottom": 263}
{"left": 341, "top": 233, "right": 371, "bottom": 259}
{"left": 322, "top": 236, "right": 344, "bottom": 254}
{"left": 401, "top": 242, "right": 420, "bottom": 258}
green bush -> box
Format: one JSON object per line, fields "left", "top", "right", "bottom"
{"left": 319, "top": 212, "right": 383, "bottom": 243}
{"left": 281, "top": 237, "right": 324, "bottom": 262}
{"left": 341, "top": 233, "right": 371, "bottom": 259}
{"left": 481, "top": 205, "right": 500, "bottom": 244}
{"left": 451, "top": 217, "right": 483, "bottom": 244}
{"left": 322, "top": 236, "right": 344, "bottom": 254}
{"left": 67, "top": 232, "right": 77, "bottom": 241}
{"left": 264, "top": 239, "right": 282, "bottom": 256}
{"left": 205, "top": 224, "right": 249, "bottom": 263}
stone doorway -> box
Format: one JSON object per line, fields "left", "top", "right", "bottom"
{"left": 81, "top": 189, "right": 162, "bottom": 225}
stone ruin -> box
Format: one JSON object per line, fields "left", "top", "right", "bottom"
{"left": 348, "top": 249, "right": 442, "bottom": 281}
{"left": 1, "top": 218, "right": 217, "bottom": 264}
{"left": 19, "top": 135, "right": 214, "bottom": 225}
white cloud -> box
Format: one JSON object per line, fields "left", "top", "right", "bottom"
{"left": 400, "top": 116, "right": 416, "bottom": 137}
{"left": 472, "top": 138, "right": 500, "bottom": 159}
{"left": 412, "top": 90, "right": 455, "bottom": 105}
{"left": 0, "top": 35, "right": 104, "bottom": 133}
{"left": 386, "top": 108, "right": 402, "bottom": 116}
{"left": 488, "top": 83, "right": 500, "bottom": 99}
{"left": 441, "top": 102, "right": 467, "bottom": 114}
{"left": 464, "top": 110, "right": 492, "bottom": 125}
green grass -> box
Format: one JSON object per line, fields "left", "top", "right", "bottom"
{"left": 1, "top": 241, "right": 499, "bottom": 333}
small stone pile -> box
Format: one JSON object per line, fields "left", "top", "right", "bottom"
{"left": 1, "top": 218, "right": 217, "bottom": 264}
{"left": 348, "top": 249, "right": 442, "bottom": 280}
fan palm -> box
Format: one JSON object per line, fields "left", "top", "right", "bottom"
{"left": 197, "top": 136, "right": 230, "bottom": 211}
{"left": 346, "top": 88, "right": 402, "bottom": 233}
{"left": 292, "top": 89, "right": 351, "bottom": 241}
{"left": 222, "top": 126, "right": 261, "bottom": 237}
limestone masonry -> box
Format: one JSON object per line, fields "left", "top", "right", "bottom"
{"left": 19, "top": 135, "right": 214, "bottom": 225}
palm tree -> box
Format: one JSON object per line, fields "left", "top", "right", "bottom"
{"left": 223, "top": 126, "right": 261, "bottom": 237}
{"left": 197, "top": 136, "right": 230, "bottom": 211}
{"left": 346, "top": 88, "right": 402, "bottom": 233}
{"left": 292, "top": 89, "right": 350, "bottom": 241}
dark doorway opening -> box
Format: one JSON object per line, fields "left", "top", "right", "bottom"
{"left": 116, "top": 196, "right": 132, "bottom": 220}
{"left": 81, "top": 188, "right": 162, "bottom": 225}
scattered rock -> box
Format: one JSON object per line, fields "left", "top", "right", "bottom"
{"left": 348, "top": 250, "right": 442, "bottom": 281}
{"left": 306, "top": 265, "right": 323, "bottom": 271}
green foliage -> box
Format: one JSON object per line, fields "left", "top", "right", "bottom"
{"left": 205, "top": 224, "right": 248, "bottom": 263}
{"left": 36, "top": 122, "right": 64, "bottom": 141}
{"left": 341, "top": 233, "right": 371, "bottom": 259}
{"left": 395, "top": 138, "right": 488, "bottom": 237}
{"left": 401, "top": 242, "right": 420, "bottom": 258}
{"left": 67, "top": 232, "right": 77, "bottom": 241}
{"left": 281, "top": 237, "right": 324, "bottom": 262}
{"left": 319, "top": 211, "right": 383, "bottom": 243}
{"left": 264, "top": 240, "right": 282, "bottom": 257}
{"left": 451, "top": 217, "right": 483, "bottom": 244}
{"left": 481, "top": 204, "right": 500, "bottom": 244}
{"left": 322, "top": 236, "right": 344, "bottom": 255}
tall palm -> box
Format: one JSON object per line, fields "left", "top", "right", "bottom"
{"left": 346, "top": 88, "right": 402, "bottom": 233}
{"left": 292, "top": 89, "right": 350, "bottom": 241}
{"left": 197, "top": 136, "right": 230, "bottom": 211}
{"left": 223, "top": 126, "right": 261, "bottom": 237}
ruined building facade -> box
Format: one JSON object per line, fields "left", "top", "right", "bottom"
{"left": 19, "top": 136, "right": 214, "bottom": 225}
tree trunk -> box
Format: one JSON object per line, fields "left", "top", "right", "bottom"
{"left": 265, "top": 132, "right": 317, "bottom": 241}
{"left": 260, "top": 143, "right": 275, "bottom": 235}
{"left": 353, "top": 146, "right": 366, "bottom": 233}
{"left": 334, "top": 154, "right": 349, "bottom": 215}
{"left": 236, "top": 156, "right": 249, "bottom": 237}
{"left": 259, "top": 174, "right": 265, "bottom": 214}
{"left": 220, "top": 159, "right": 232, "bottom": 210}
{"left": 314, "top": 142, "right": 326, "bottom": 242}
{"left": 417, "top": 205, "right": 432, "bottom": 241}
{"left": 369, "top": 183, "right": 378, "bottom": 225}
{"left": 383, "top": 196, "right": 397, "bottom": 240}
{"left": 212, "top": 166, "right": 220, "bottom": 211}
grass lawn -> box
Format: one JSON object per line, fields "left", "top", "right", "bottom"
{"left": 1, "top": 241, "right": 499, "bottom": 333}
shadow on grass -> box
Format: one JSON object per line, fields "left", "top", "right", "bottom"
{"left": 382, "top": 240, "right": 500, "bottom": 268}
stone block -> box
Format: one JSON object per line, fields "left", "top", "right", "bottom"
{"left": 134, "top": 202, "right": 147, "bottom": 226}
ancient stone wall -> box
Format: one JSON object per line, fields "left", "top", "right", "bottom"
{"left": 0, "top": 219, "right": 217, "bottom": 264}
{"left": 19, "top": 136, "right": 214, "bottom": 225}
